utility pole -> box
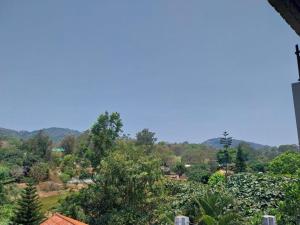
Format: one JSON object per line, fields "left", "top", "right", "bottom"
{"left": 295, "top": 45, "right": 300, "bottom": 81}
{"left": 292, "top": 45, "right": 300, "bottom": 149}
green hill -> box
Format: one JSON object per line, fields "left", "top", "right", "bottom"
{"left": 0, "top": 127, "right": 81, "bottom": 142}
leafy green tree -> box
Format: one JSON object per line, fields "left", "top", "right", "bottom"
{"left": 0, "top": 165, "right": 18, "bottom": 224}
{"left": 0, "top": 204, "right": 14, "bottom": 225}
{"left": 60, "top": 135, "right": 76, "bottom": 155}
{"left": 73, "top": 131, "right": 93, "bottom": 178}
{"left": 182, "top": 146, "right": 217, "bottom": 165}
{"left": 275, "top": 180, "right": 300, "bottom": 225}
{"left": 59, "top": 173, "right": 71, "bottom": 185}
{"left": 59, "top": 141, "right": 165, "bottom": 225}
{"left": 11, "top": 181, "right": 43, "bottom": 225}
{"left": 172, "top": 161, "right": 186, "bottom": 177}
{"left": 154, "top": 144, "right": 178, "bottom": 168}
{"left": 186, "top": 164, "right": 211, "bottom": 184}
{"left": 0, "top": 144, "right": 24, "bottom": 167}
{"left": 10, "top": 165, "right": 24, "bottom": 182}
{"left": 208, "top": 171, "right": 225, "bottom": 186}
{"left": 22, "top": 131, "right": 52, "bottom": 160}
{"left": 0, "top": 165, "right": 10, "bottom": 204}
{"left": 29, "top": 162, "right": 49, "bottom": 183}
{"left": 136, "top": 129, "right": 157, "bottom": 147}
{"left": 170, "top": 144, "right": 186, "bottom": 156}
{"left": 249, "top": 160, "right": 266, "bottom": 172}
{"left": 268, "top": 151, "right": 300, "bottom": 175}
{"left": 216, "top": 148, "right": 235, "bottom": 165}
{"left": 277, "top": 144, "right": 298, "bottom": 153}
{"left": 60, "top": 154, "right": 77, "bottom": 177}
{"left": 235, "top": 144, "right": 247, "bottom": 173}
{"left": 90, "top": 112, "right": 123, "bottom": 168}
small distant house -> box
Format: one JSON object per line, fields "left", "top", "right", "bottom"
{"left": 52, "top": 147, "right": 65, "bottom": 153}
{"left": 41, "top": 213, "right": 88, "bottom": 225}
{"left": 67, "top": 178, "right": 93, "bottom": 185}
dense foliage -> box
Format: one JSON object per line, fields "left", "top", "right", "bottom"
{"left": 235, "top": 145, "right": 247, "bottom": 173}
{"left": 268, "top": 151, "right": 300, "bottom": 175}
{"left": 59, "top": 142, "right": 165, "bottom": 225}
{"left": 227, "top": 173, "right": 293, "bottom": 217}
{"left": 0, "top": 112, "right": 299, "bottom": 225}
{"left": 90, "top": 111, "right": 123, "bottom": 168}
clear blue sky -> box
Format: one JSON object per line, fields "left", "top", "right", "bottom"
{"left": 0, "top": 1, "right": 299, "bottom": 146}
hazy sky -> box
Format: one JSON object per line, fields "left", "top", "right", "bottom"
{"left": 1, "top": 1, "right": 299, "bottom": 146}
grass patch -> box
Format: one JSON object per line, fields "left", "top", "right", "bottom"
{"left": 40, "top": 192, "right": 69, "bottom": 214}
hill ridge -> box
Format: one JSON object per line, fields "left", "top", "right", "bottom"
{"left": 0, "top": 127, "right": 81, "bottom": 142}
{"left": 202, "top": 138, "right": 271, "bottom": 150}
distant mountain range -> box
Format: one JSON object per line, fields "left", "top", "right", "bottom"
{"left": 0, "top": 127, "right": 81, "bottom": 142}
{"left": 0, "top": 127, "right": 273, "bottom": 149}
{"left": 202, "top": 138, "right": 271, "bottom": 150}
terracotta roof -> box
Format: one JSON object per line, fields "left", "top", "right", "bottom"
{"left": 40, "top": 213, "right": 88, "bottom": 225}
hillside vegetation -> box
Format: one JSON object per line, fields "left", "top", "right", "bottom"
{"left": 0, "top": 127, "right": 81, "bottom": 142}
{"left": 0, "top": 112, "right": 299, "bottom": 225}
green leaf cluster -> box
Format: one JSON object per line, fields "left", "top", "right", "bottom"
{"left": 268, "top": 151, "right": 300, "bottom": 175}
{"left": 227, "top": 173, "right": 294, "bottom": 217}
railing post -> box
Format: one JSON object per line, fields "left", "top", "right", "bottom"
{"left": 175, "top": 216, "right": 189, "bottom": 225}
{"left": 262, "top": 215, "right": 276, "bottom": 225}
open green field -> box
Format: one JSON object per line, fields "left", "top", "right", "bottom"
{"left": 40, "top": 192, "right": 69, "bottom": 214}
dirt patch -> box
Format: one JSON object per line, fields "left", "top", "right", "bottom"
{"left": 38, "top": 181, "right": 63, "bottom": 192}
{"left": 39, "top": 190, "right": 66, "bottom": 198}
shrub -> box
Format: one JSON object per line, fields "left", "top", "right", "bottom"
{"left": 227, "top": 173, "right": 295, "bottom": 217}
{"left": 249, "top": 161, "right": 266, "bottom": 172}
{"left": 273, "top": 177, "right": 300, "bottom": 225}
{"left": 208, "top": 171, "right": 225, "bottom": 186}
{"left": 0, "top": 204, "right": 14, "bottom": 225}
{"left": 60, "top": 154, "right": 77, "bottom": 177}
{"left": 29, "top": 162, "right": 49, "bottom": 182}
{"left": 172, "top": 162, "right": 187, "bottom": 177}
{"left": 268, "top": 151, "right": 300, "bottom": 175}
{"left": 0, "top": 165, "right": 10, "bottom": 178}
{"left": 186, "top": 164, "right": 211, "bottom": 184}
{"left": 59, "top": 173, "right": 71, "bottom": 184}
{"left": 10, "top": 165, "right": 24, "bottom": 182}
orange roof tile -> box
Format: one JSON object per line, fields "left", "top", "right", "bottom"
{"left": 41, "top": 213, "right": 88, "bottom": 225}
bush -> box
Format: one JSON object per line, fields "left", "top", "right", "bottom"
{"left": 60, "top": 155, "right": 77, "bottom": 177}
{"left": 268, "top": 151, "right": 300, "bottom": 175}
{"left": 29, "top": 162, "right": 49, "bottom": 182}
{"left": 273, "top": 177, "right": 300, "bottom": 225}
{"left": 0, "top": 204, "right": 14, "bottom": 225}
{"left": 208, "top": 171, "right": 225, "bottom": 186}
{"left": 227, "top": 173, "right": 295, "bottom": 217}
{"left": 0, "top": 165, "right": 10, "bottom": 180}
{"left": 249, "top": 161, "right": 266, "bottom": 172}
{"left": 172, "top": 162, "right": 186, "bottom": 177}
{"left": 59, "top": 173, "right": 71, "bottom": 184}
{"left": 186, "top": 164, "right": 211, "bottom": 184}
{"left": 10, "top": 165, "right": 24, "bottom": 182}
